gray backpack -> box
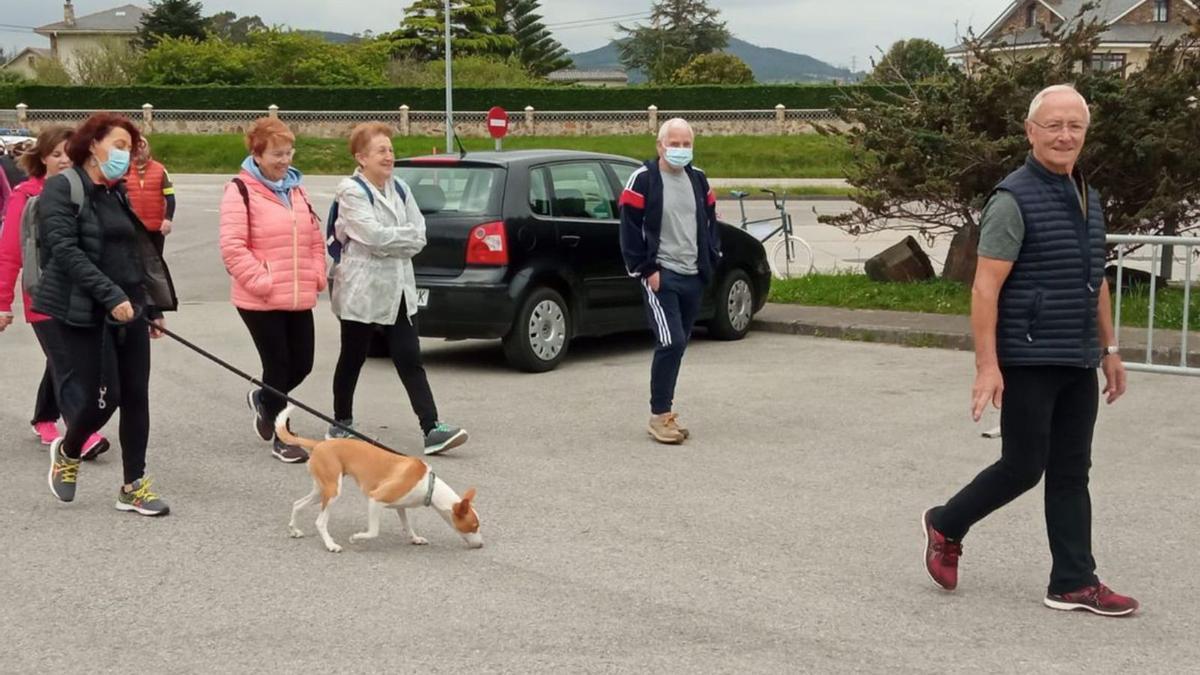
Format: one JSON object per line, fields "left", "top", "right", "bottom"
{"left": 21, "top": 169, "right": 85, "bottom": 295}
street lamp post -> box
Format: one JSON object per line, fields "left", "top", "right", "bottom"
{"left": 444, "top": 0, "right": 454, "bottom": 154}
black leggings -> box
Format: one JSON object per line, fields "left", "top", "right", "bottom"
{"left": 932, "top": 366, "right": 1100, "bottom": 595}
{"left": 332, "top": 300, "right": 438, "bottom": 434}
{"left": 42, "top": 318, "right": 151, "bottom": 484}
{"left": 237, "top": 309, "right": 315, "bottom": 426}
{"left": 30, "top": 322, "right": 61, "bottom": 425}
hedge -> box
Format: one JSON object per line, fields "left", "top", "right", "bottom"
{"left": 0, "top": 84, "right": 896, "bottom": 111}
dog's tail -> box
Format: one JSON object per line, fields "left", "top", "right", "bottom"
{"left": 275, "top": 405, "right": 320, "bottom": 450}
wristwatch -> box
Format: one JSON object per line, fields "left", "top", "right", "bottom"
{"left": 1104, "top": 345, "right": 1120, "bottom": 356}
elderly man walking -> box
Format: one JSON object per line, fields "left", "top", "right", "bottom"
{"left": 619, "top": 118, "right": 721, "bottom": 445}
{"left": 922, "top": 85, "right": 1138, "bottom": 616}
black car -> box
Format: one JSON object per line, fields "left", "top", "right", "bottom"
{"left": 393, "top": 150, "right": 771, "bottom": 372}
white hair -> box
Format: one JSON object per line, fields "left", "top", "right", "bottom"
{"left": 1027, "top": 84, "right": 1091, "bottom": 123}
{"left": 657, "top": 117, "right": 694, "bottom": 144}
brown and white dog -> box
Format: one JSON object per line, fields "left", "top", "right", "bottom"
{"left": 278, "top": 407, "right": 482, "bottom": 552}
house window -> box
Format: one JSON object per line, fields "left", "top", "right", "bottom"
{"left": 1154, "top": 0, "right": 1169, "bottom": 22}
{"left": 1026, "top": 3, "right": 1038, "bottom": 27}
{"left": 1089, "top": 53, "right": 1127, "bottom": 74}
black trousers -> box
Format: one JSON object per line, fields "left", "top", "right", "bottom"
{"left": 333, "top": 299, "right": 438, "bottom": 434}
{"left": 30, "top": 322, "right": 61, "bottom": 425}
{"left": 42, "top": 318, "right": 151, "bottom": 484}
{"left": 237, "top": 309, "right": 315, "bottom": 426}
{"left": 932, "top": 366, "right": 1101, "bottom": 595}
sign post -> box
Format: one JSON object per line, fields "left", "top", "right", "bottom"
{"left": 487, "top": 106, "right": 509, "bottom": 151}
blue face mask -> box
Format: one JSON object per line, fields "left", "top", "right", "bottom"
{"left": 664, "top": 147, "right": 693, "bottom": 168}
{"left": 99, "top": 147, "right": 130, "bottom": 181}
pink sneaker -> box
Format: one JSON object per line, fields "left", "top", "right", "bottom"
{"left": 31, "top": 421, "right": 61, "bottom": 445}
{"left": 80, "top": 433, "right": 111, "bottom": 461}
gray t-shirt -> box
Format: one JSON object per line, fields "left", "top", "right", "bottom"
{"left": 978, "top": 176, "right": 1086, "bottom": 262}
{"left": 657, "top": 169, "right": 699, "bottom": 275}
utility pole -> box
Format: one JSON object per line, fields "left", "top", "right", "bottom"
{"left": 444, "top": 0, "right": 454, "bottom": 154}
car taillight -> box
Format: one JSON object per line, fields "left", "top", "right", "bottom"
{"left": 466, "top": 221, "right": 508, "bottom": 266}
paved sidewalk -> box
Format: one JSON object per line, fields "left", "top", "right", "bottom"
{"left": 708, "top": 177, "right": 849, "bottom": 188}
{"left": 753, "top": 303, "right": 1200, "bottom": 368}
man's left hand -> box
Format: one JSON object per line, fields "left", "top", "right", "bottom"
{"left": 1101, "top": 354, "right": 1127, "bottom": 404}
{"left": 160, "top": 219, "right": 173, "bottom": 235}
{"left": 149, "top": 318, "right": 166, "bottom": 340}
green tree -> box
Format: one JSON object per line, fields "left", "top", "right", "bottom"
{"left": 617, "top": 0, "right": 730, "bottom": 83}
{"left": 206, "top": 11, "right": 267, "bottom": 44}
{"left": 31, "top": 58, "right": 73, "bottom": 85}
{"left": 0, "top": 70, "right": 28, "bottom": 84}
{"left": 139, "top": 0, "right": 207, "bottom": 50}
{"left": 70, "top": 38, "right": 142, "bottom": 85}
{"left": 139, "top": 36, "right": 254, "bottom": 84}
{"left": 868, "top": 38, "right": 953, "bottom": 83}
{"left": 672, "top": 52, "right": 753, "bottom": 84}
{"left": 386, "top": 0, "right": 517, "bottom": 60}
{"left": 387, "top": 54, "right": 541, "bottom": 85}
{"left": 822, "top": 11, "right": 1200, "bottom": 282}
{"left": 495, "top": 0, "right": 572, "bottom": 75}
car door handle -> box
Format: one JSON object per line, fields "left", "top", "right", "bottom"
{"left": 561, "top": 235, "right": 581, "bottom": 247}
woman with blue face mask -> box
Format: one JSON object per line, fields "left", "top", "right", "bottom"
{"left": 33, "top": 112, "right": 178, "bottom": 516}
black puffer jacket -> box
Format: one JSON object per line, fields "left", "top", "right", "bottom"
{"left": 32, "top": 166, "right": 177, "bottom": 327}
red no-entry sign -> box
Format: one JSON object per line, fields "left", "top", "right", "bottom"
{"left": 487, "top": 106, "right": 509, "bottom": 139}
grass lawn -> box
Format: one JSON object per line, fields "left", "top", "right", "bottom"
{"left": 769, "top": 273, "right": 1200, "bottom": 331}
{"left": 151, "top": 133, "right": 851, "bottom": 178}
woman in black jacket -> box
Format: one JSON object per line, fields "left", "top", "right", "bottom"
{"left": 33, "top": 112, "right": 178, "bottom": 516}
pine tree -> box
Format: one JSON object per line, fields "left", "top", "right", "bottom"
{"left": 617, "top": 0, "right": 730, "bottom": 83}
{"left": 138, "top": 0, "right": 207, "bottom": 50}
{"left": 496, "top": 0, "right": 572, "bottom": 76}
{"left": 387, "top": 0, "right": 517, "bottom": 60}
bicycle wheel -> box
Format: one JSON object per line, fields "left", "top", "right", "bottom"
{"left": 769, "top": 236, "right": 815, "bottom": 279}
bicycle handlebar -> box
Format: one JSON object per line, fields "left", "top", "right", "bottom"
{"left": 760, "top": 188, "right": 784, "bottom": 210}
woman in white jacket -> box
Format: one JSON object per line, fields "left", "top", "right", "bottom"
{"left": 328, "top": 122, "right": 467, "bottom": 455}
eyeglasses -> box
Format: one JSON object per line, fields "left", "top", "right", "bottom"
{"left": 1029, "top": 120, "right": 1089, "bottom": 135}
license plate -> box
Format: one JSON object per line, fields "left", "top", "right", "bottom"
{"left": 416, "top": 288, "right": 429, "bottom": 308}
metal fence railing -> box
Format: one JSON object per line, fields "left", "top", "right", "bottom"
{"left": 1109, "top": 233, "right": 1200, "bottom": 377}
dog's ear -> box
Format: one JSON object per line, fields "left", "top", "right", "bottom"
{"left": 454, "top": 488, "right": 476, "bottom": 516}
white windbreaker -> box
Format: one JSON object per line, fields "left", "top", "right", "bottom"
{"left": 330, "top": 170, "right": 426, "bottom": 325}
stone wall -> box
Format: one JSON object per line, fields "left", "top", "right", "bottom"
{"left": 15, "top": 105, "right": 852, "bottom": 138}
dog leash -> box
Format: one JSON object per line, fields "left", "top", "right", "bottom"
{"left": 146, "top": 318, "right": 408, "bottom": 456}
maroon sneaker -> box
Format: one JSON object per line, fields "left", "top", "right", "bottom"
{"left": 1044, "top": 583, "right": 1139, "bottom": 617}
{"left": 922, "top": 508, "right": 962, "bottom": 591}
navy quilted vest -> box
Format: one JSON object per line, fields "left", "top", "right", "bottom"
{"left": 993, "top": 155, "right": 1106, "bottom": 368}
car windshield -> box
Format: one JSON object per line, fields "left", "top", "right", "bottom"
{"left": 394, "top": 165, "right": 504, "bottom": 216}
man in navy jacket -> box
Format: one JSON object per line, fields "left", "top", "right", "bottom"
{"left": 619, "top": 118, "right": 721, "bottom": 445}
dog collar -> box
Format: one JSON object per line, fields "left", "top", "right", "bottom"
{"left": 424, "top": 471, "right": 436, "bottom": 507}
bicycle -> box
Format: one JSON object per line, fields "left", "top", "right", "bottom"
{"left": 730, "top": 188, "right": 814, "bottom": 279}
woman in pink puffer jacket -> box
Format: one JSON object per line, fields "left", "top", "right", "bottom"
{"left": 219, "top": 117, "right": 326, "bottom": 464}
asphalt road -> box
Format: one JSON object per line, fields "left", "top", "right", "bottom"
{"left": 0, "top": 175, "right": 1195, "bottom": 673}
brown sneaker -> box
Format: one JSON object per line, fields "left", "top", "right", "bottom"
{"left": 648, "top": 413, "right": 685, "bottom": 444}
{"left": 669, "top": 414, "right": 690, "bottom": 439}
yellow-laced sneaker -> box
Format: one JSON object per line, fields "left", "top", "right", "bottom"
{"left": 116, "top": 477, "right": 170, "bottom": 517}
{"left": 48, "top": 438, "right": 80, "bottom": 502}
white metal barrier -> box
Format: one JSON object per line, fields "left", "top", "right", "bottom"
{"left": 1108, "top": 233, "right": 1199, "bottom": 377}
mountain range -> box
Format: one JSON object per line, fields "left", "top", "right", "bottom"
{"left": 568, "top": 37, "right": 863, "bottom": 83}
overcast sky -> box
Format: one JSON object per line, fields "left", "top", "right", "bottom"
{"left": 2, "top": 0, "right": 1014, "bottom": 71}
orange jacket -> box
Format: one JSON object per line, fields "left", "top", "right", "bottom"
{"left": 126, "top": 159, "right": 172, "bottom": 231}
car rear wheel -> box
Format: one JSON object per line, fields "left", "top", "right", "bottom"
{"left": 707, "top": 269, "right": 755, "bottom": 341}
{"left": 503, "top": 287, "right": 571, "bottom": 372}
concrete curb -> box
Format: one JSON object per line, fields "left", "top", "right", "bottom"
{"left": 751, "top": 303, "right": 1200, "bottom": 367}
